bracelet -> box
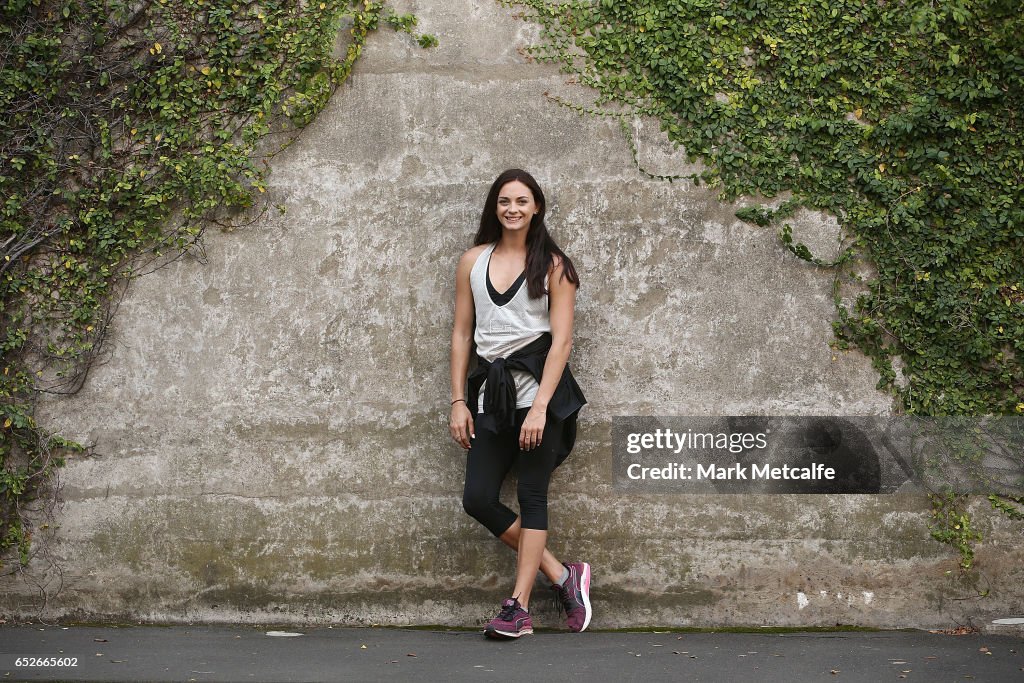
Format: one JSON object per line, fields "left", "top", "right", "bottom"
{"left": 451, "top": 398, "right": 466, "bottom": 405}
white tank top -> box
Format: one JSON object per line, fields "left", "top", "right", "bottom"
{"left": 470, "top": 242, "right": 550, "bottom": 412}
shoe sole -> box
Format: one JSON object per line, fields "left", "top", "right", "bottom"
{"left": 484, "top": 626, "right": 534, "bottom": 639}
{"left": 578, "top": 562, "right": 592, "bottom": 633}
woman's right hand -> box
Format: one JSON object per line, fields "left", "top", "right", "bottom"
{"left": 449, "top": 401, "right": 475, "bottom": 450}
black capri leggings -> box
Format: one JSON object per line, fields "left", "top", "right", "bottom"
{"left": 462, "top": 408, "right": 561, "bottom": 535}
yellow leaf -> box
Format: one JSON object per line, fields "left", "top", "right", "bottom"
{"left": 201, "top": 66, "right": 211, "bottom": 75}
{"left": 3, "top": 419, "right": 11, "bottom": 429}
{"left": 878, "top": 163, "right": 886, "bottom": 173}
{"left": 854, "top": 108, "right": 862, "bottom": 118}
{"left": 154, "top": 42, "right": 162, "bottom": 53}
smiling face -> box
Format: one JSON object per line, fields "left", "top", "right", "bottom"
{"left": 496, "top": 180, "right": 540, "bottom": 233}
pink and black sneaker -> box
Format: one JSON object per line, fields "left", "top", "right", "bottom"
{"left": 484, "top": 597, "right": 534, "bottom": 639}
{"left": 552, "top": 561, "right": 592, "bottom": 632}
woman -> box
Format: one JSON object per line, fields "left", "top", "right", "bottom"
{"left": 449, "top": 169, "right": 590, "bottom": 639}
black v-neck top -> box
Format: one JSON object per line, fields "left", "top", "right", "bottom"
{"left": 486, "top": 253, "right": 526, "bottom": 306}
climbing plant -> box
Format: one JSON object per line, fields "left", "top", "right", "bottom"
{"left": 506, "top": 0, "right": 1024, "bottom": 569}
{"left": 0, "top": 0, "right": 434, "bottom": 570}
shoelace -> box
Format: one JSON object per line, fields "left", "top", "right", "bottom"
{"left": 497, "top": 601, "right": 519, "bottom": 621}
{"left": 551, "top": 583, "right": 574, "bottom": 617}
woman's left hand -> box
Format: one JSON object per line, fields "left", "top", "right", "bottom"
{"left": 520, "top": 407, "right": 546, "bottom": 451}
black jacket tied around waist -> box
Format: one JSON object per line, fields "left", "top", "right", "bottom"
{"left": 466, "top": 332, "right": 587, "bottom": 467}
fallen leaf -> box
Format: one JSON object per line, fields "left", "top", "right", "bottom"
{"left": 928, "top": 625, "right": 978, "bottom": 635}
{"left": 831, "top": 670, "right": 840, "bottom": 675}
{"left": 407, "top": 653, "right": 417, "bottom": 657}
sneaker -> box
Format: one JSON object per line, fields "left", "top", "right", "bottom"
{"left": 552, "top": 561, "right": 592, "bottom": 632}
{"left": 484, "top": 597, "right": 533, "bottom": 639}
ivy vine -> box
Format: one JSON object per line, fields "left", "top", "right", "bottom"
{"left": 0, "top": 0, "right": 434, "bottom": 572}
{"left": 507, "top": 0, "right": 1024, "bottom": 571}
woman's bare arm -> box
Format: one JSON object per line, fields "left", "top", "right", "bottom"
{"left": 449, "top": 246, "right": 483, "bottom": 449}
{"left": 520, "top": 256, "right": 576, "bottom": 450}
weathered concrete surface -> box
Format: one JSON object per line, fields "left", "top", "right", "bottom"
{"left": 3, "top": 0, "right": 1022, "bottom": 629}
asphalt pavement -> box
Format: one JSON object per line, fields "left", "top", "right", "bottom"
{"left": 1, "top": 623, "right": 1021, "bottom": 683}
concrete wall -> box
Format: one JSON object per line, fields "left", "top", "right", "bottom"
{"left": 3, "top": 0, "right": 1022, "bottom": 629}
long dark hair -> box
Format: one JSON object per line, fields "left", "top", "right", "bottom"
{"left": 473, "top": 169, "right": 580, "bottom": 299}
